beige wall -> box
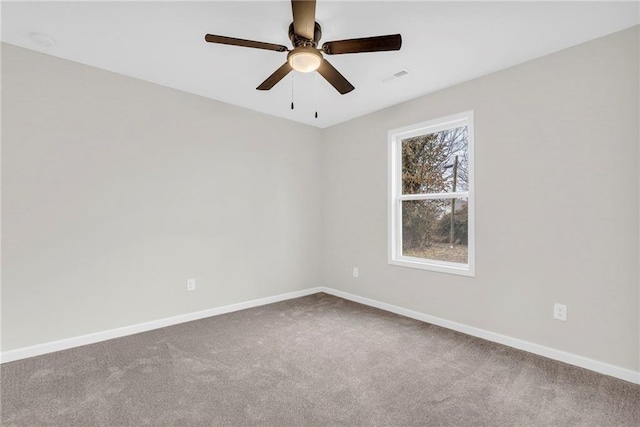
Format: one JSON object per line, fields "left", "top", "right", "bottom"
{"left": 322, "top": 26, "right": 639, "bottom": 371}
{"left": 1, "top": 44, "right": 323, "bottom": 351}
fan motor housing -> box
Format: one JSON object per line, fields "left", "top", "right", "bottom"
{"left": 288, "top": 22, "right": 322, "bottom": 47}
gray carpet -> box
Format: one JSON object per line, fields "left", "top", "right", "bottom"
{"left": 1, "top": 293, "right": 639, "bottom": 426}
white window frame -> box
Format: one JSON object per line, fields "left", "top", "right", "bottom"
{"left": 388, "top": 111, "right": 475, "bottom": 276}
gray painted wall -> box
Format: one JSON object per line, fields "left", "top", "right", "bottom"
{"left": 2, "top": 26, "right": 639, "bottom": 373}
{"left": 322, "top": 26, "right": 639, "bottom": 371}
{"left": 1, "top": 44, "right": 323, "bottom": 351}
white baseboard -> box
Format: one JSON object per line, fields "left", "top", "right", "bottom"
{"left": 318, "top": 287, "right": 640, "bottom": 385}
{"left": 0, "top": 287, "right": 324, "bottom": 364}
{"left": 2, "top": 285, "right": 639, "bottom": 385}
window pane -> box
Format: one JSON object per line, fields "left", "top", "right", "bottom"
{"left": 401, "top": 198, "right": 468, "bottom": 264}
{"left": 401, "top": 126, "right": 468, "bottom": 194}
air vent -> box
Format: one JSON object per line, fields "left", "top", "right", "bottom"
{"left": 379, "top": 68, "right": 410, "bottom": 83}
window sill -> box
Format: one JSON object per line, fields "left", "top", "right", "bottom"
{"left": 389, "top": 256, "right": 475, "bottom": 277}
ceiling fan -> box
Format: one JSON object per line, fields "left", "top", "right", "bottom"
{"left": 204, "top": 0, "right": 402, "bottom": 95}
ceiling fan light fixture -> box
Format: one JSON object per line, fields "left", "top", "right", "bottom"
{"left": 287, "top": 47, "right": 322, "bottom": 73}
{"left": 205, "top": 0, "right": 401, "bottom": 94}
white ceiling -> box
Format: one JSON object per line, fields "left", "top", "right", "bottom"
{"left": 2, "top": 1, "right": 639, "bottom": 128}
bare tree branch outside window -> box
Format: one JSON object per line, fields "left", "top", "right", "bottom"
{"left": 401, "top": 126, "right": 469, "bottom": 263}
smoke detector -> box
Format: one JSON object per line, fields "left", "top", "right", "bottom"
{"left": 29, "top": 32, "right": 56, "bottom": 48}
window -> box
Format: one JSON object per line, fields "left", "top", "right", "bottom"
{"left": 388, "top": 111, "right": 475, "bottom": 276}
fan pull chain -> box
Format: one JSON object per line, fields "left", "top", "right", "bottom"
{"left": 291, "top": 72, "right": 295, "bottom": 110}
{"left": 314, "top": 73, "right": 318, "bottom": 119}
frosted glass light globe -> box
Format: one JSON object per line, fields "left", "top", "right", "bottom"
{"left": 287, "top": 47, "right": 322, "bottom": 73}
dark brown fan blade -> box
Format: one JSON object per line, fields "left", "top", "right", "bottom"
{"left": 291, "top": 0, "right": 316, "bottom": 40}
{"left": 256, "top": 63, "right": 293, "bottom": 90}
{"left": 317, "top": 59, "right": 354, "bottom": 95}
{"left": 205, "top": 34, "right": 288, "bottom": 52}
{"left": 322, "top": 34, "right": 402, "bottom": 55}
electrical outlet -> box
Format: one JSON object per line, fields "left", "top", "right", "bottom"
{"left": 352, "top": 267, "right": 359, "bottom": 278}
{"left": 553, "top": 303, "right": 567, "bottom": 321}
{"left": 187, "top": 278, "right": 196, "bottom": 291}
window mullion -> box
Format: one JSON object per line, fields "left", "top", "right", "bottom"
{"left": 398, "top": 191, "right": 469, "bottom": 201}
